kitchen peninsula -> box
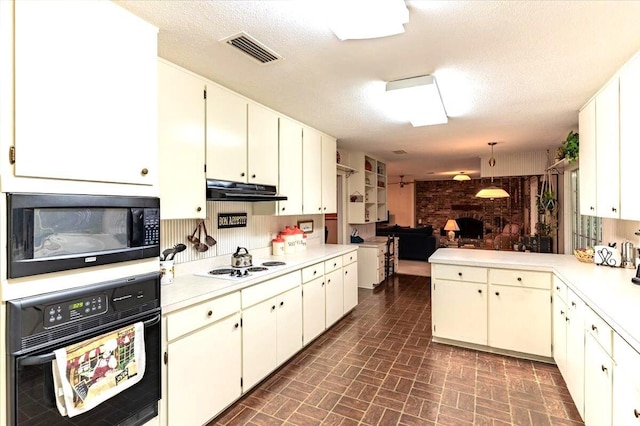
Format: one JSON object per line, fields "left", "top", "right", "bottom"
{"left": 429, "top": 248, "right": 640, "bottom": 424}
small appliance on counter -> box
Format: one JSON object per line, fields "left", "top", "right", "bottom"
{"left": 621, "top": 241, "right": 636, "bottom": 269}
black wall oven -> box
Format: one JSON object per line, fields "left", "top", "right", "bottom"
{"left": 6, "top": 272, "right": 161, "bottom": 426}
{"left": 7, "top": 193, "right": 160, "bottom": 278}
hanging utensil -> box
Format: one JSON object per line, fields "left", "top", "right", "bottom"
{"left": 187, "top": 224, "right": 200, "bottom": 244}
{"left": 195, "top": 222, "right": 208, "bottom": 252}
{"left": 201, "top": 221, "right": 216, "bottom": 246}
{"left": 167, "top": 243, "right": 187, "bottom": 261}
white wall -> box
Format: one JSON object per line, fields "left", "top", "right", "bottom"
{"left": 387, "top": 178, "right": 415, "bottom": 226}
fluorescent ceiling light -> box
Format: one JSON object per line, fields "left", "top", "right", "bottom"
{"left": 453, "top": 172, "right": 470, "bottom": 181}
{"left": 385, "top": 75, "right": 448, "bottom": 127}
{"left": 327, "top": 0, "right": 409, "bottom": 41}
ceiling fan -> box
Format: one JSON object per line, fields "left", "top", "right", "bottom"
{"left": 389, "top": 175, "right": 414, "bottom": 188}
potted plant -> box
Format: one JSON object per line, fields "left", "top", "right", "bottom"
{"left": 556, "top": 130, "right": 579, "bottom": 163}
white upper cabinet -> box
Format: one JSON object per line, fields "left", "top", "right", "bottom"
{"left": 6, "top": 0, "right": 158, "bottom": 191}
{"left": 302, "top": 127, "right": 323, "bottom": 214}
{"left": 205, "top": 88, "right": 280, "bottom": 186}
{"left": 594, "top": 78, "right": 620, "bottom": 219}
{"left": 619, "top": 53, "right": 640, "bottom": 220}
{"left": 321, "top": 134, "right": 337, "bottom": 213}
{"left": 205, "top": 84, "right": 248, "bottom": 182}
{"left": 158, "top": 60, "right": 206, "bottom": 220}
{"left": 247, "top": 102, "right": 279, "bottom": 186}
{"left": 579, "top": 99, "right": 597, "bottom": 215}
{"left": 278, "top": 117, "right": 303, "bottom": 215}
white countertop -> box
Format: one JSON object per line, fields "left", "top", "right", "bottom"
{"left": 161, "top": 244, "right": 357, "bottom": 314}
{"left": 351, "top": 237, "right": 388, "bottom": 248}
{"left": 429, "top": 248, "right": 640, "bottom": 354}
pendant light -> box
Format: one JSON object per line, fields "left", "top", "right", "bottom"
{"left": 453, "top": 172, "right": 470, "bottom": 181}
{"left": 475, "top": 142, "right": 510, "bottom": 199}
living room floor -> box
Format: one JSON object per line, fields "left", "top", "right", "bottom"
{"left": 397, "top": 260, "right": 431, "bottom": 277}
{"left": 210, "top": 274, "right": 583, "bottom": 425}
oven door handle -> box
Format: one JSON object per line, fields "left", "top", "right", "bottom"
{"left": 18, "top": 314, "right": 161, "bottom": 367}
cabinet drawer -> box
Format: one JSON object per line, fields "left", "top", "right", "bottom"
{"left": 434, "top": 264, "right": 487, "bottom": 283}
{"left": 490, "top": 269, "right": 551, "bottom": 290}
{"left": 302, "top": 262, "right": 324, "bottom": 283}
{"left": 242, "top": 272, "right": 301, "bottom": 308}
{"left": 553, "top": 275, "right": 568, "bottom": 301}
{"left": 166, "top": 291, "right": 240, "bottom": 341}
{"left": 324, "top": 256, "right": 343, "bottom": 274}
{"left": 342, "top": 251, "right": 357, "bottom": 265}
{"left": 585, "top": 307, "right": 613, "bottom": 355}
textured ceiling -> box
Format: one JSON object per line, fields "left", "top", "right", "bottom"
{"left": 116, "top": 0, "right": 640, "bottom": 181}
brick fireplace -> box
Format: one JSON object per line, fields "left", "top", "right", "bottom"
{"left": 415, "top": 177, "right": 531, "bottom": 236}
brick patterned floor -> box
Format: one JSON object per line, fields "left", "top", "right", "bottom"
{"left": 209, "top": 274, "right": 584, "bottom": 425}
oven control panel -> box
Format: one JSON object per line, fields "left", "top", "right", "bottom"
{"left": 44, "top": 293, "right": 108, "bottom": 328}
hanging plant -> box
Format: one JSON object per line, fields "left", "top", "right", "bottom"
{"left": 536, "top": 189, "right": 557, "bottom": 214}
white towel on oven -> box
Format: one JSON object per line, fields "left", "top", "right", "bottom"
{"left": 51, "top": 321, "right": 146, "bottom": 418}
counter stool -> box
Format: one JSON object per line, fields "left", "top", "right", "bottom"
{"left": 384, "top": 235, "right": 396, "bottom": 278}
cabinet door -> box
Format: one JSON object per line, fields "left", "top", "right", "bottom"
{"left": 13, "top": 1, "right": 157, "bottom": 186}
{"left": 303, "top": 277, "right": 326, "bottom": 345}
{"left": 302, "top": 127, "right": 322, "bottom": 214}
{"left": 619, "top": 54, "right": 640, "bottom": 220}
{"left": 205, "top": 84, "right": 247, "bottom": 182}
{"left": 552, "top": 297, "right": 568, "bottom": 378}
{"left": 321, "top": 134, "right": 337, "bottom": 213}
{"left": 612, "top": 334, "right": 640, "bottom": 425}
{"left": 579, "top": 99, "right": 597, "bottom": 216}
{"left": 158, "top": 61, "right": 206, "bottom": 219}
{"left": 565, "top": 291, "right": 585, "bottom": 419}
{"left": 167, "top": 313, "right": 241, "bottom": 426}
{"left": 278, "top": 117, "right": 303, "bottom": 215}
{"left": 488, "top": 285, "right": 551, "bottom": 357}
{"left": 325, "top": 269, "right": 344, "bottom": 327}
{"left": 276, "top": 287, "right": 302, "bottom": 365}
{"left": 343, "top": 262, "right": 358, "bottom": 313}
{"left": 595, "top": 78, "right": 620, "bottom": 218}
{"left": 247, "top": 102, "right": 278, "bottom": 186}
{"left": 432, "top": 280, "right": 487, "bottom": 345}
{"left": 242, "top": 298, "right": 277, "bottom": 391}
{"left": 584, "top": 334, "right": 613, "bottom": 426}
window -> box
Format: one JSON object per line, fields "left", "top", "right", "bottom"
{"left": 571, "top": 169, "right": 601, "bottom": 249}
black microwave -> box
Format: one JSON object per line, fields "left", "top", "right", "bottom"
{"left": 7, "top": 193, "right": 160, "bottom": 278}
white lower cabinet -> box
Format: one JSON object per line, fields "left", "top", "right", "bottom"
{"left": 552, "top": 279, "right": 568, "bottom": 378}
{"left": 433, "top": 266, "right": 553, "bottom": 357}
{"left": 432, "top": 278, "right": 487, "bottom": 345}
{"left": 488, "top": 285, "right": 551, "bottom": 357}
{"left": 357, "top": 243, "right": 387, "bottom": 289}
{"left": 584, "top": 307, "right": 614, "bottom": 426}
{"left": 584, "top": 333, "right": 613, "bottom": 425}
{"left": 565, "top": 290, "right": 585, "bottom": 419}
{"left": 242, "top": 276, "right": 302, "bottom": 391}
{"left": 303, "top": 276, "right": 326, "bottom": 345}
{"left": 325, "top": 268, "right": 344, "bottom": 327}
{"left": 343, "top": 260, "right": 358, "bottom": 313}
{"left": 613, "top": 333, "right": 640, "bottom": 425}
{"left": 165, "top": 293, "right": 242, "bottom": 426}
{"left": 242, "top": 296, "right": 279, "bottom": 390}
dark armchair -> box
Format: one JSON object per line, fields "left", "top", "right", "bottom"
{"left": 376, "top": 225, "right": 437, "bottom": 261}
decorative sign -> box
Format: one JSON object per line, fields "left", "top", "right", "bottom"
{"left": 218, "top": 213, "right": 248, "bottom": 229}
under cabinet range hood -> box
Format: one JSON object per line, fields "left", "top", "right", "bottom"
{"left": 206, "top": 179, "right": 288, "bottom": 202}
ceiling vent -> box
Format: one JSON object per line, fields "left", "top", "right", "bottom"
{"left": 220, "top": 32, "right": 282, "bottom": 64}
{"left": 392, "top": 150, "right": 407, "bottom": 155}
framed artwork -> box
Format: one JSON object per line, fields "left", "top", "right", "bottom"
{"left": 297, "top": 220, "right": 314, "bottom": 234}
